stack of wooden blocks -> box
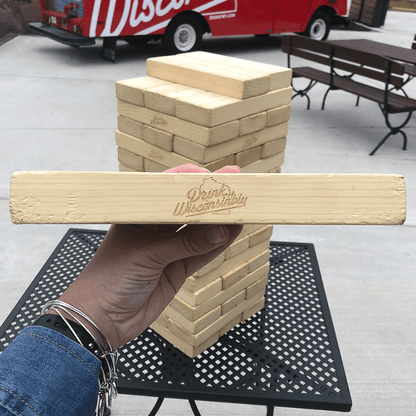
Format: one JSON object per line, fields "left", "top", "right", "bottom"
{"left": 115, "top": 51, "right": 293, "bottom": 357}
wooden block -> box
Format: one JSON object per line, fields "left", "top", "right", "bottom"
{"left": 10, "top": 172, "right": 407, "bottom": 226}
{"left": 118, "top": 163, "right": 139, "bottom": 172}
{"left": 266, "top": 105, "right": 292, "bottom": 127}
{"left": 163, "top": 304, "right": 222, "bottom": 334}
{"left": 115, "top": 76, "right": 171, "bottom": 106}
{"left": 182, "top": 227, "right": 264, "bottom": 293}
{"left": 248, "top": 249, "right": 271, "bottom": 273}
{"left": 239, "top": 112, "right": 267, "bottom": 135}
{"left": 175, "top": 90, "right": 238, "bottom": 126}
{"left": 173, "top": 123, "right": 289, "bottom": 164}
{"left": 153, "top": 312, "right": 169, "bottom": 328}
{"left": 242, "top": 296, "right": 265, "bottom": 321}
{"left": 241, "top": 151, "right": 285, "bottom": 173}
{"left": 118, "top": 100, "right": 239, "bottom": 146}
{"left": 246, "top": 262, "right": 270, "bottom": 286}
{"left": 144, "top": 158, "right": 169, "bottom": 172}
{"left": 246, "top": 274, "right": 268, "bottom": 299}
{"left": 147, "top": 55, "right": 270, "bottom": 100}
{"left": 249, "top": 225, "right": 273, "bottom": 247}
{"left": 116, "top": 130, "right": 195, "bottom": 168}
{"left": 193, "top": 252, "right": 225, "bottom": 278}
{"left": 222, "top": 262, "right": 249, "bottom": 290}
{"left": 118, "top": 115, "right": 143, "bottom": 139}
{"left": 175, "top": 87, "right": 292, "bottom": 127}
{"left": 143, "top": 125, "right": 173, "bottom": 152}
{"left": 224, "top": 235, "right": 250, "bottom": 260}
{"left": 261, "top": 137, "right": 287, "bottom": 159}
{"left": 235, "top": 146, "right": 262, "bottom": 168}
{"left": 144, "top": 83, "right": 201, "bottom": 115}
{"left": 203, "top": 154, "right": 236, "bottom": 172}
{"left": 182, "top": 241, "right": 264, "bottom": 294}
{"left": 169, "top": 242, "right": 272, "bottom": 321}
{"left": 182, "top": 253, "right": 225, "bottom": 292}
{"left": 150, "top": 321, "right": 219, "bottom": 358}
{"left": 222, "top": 290, "right": 245, "bottom": 315}
{"left": 176, "top": 277, "right": 222, "bottom": 307}
{"left": 236, "top": 225, "right": 264, "bottom": 241}
{"left": 184, "top": 52, "right": 293, "bottom": 92}
{"left": 118, "top": 148, "right": 144, "bottom": 171}
{"left": 219, "top": 314, "right": 242, "bottom": 337}
{"left": 168, "top": 290, "right": 265, "bottom": 347}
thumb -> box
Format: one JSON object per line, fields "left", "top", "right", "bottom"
{"left": 157, "top": 224, "right": 229, "bottom": 267}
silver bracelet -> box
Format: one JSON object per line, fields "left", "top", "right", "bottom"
{"left": 41, "top": 300, "right": 119, "bottom": 416}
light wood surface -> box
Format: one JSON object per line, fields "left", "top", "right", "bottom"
{"left": 10, "top": 172, "right": 406, "bottom": 225}
{"left": 147, "top": 55, "right": 270, "bottom": 100}
{"left": 144, "top": 83, "right": 201, "bottom": 115}
{"left": 115, "top": 76, "right": 171, "bottom": 106}
{"left": 118, "top": 100, "right": 240, "bottom": 146}
{"left": 175, "top": 88, "right": 292, "bottom": 127}
{"left": 147, "top": 52, "right": 292, "bottom": 100}
{"left": 170, "top": 240, "right": 272, "bottom": 321}
{"left": 183, "top": 52, "right": 293, "bottom": 92}
{"left": 182, "top": 239, "right": 269, "bottom": 293}
{"left": 172, "top": 123, "right": 289, "bottom": 164}
{"left": 117, "top": 148, "right": 144, "bottom": 171}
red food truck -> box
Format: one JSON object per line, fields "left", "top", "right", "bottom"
{"left": 29, "top": 0, "right": 348, "bottom": 59}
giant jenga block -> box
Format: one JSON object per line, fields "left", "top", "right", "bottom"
{"left": 117, "top": 51, "right": 290, "bottom": 357}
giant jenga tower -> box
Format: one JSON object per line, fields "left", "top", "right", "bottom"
{"left": 115, "top": 52, "right": 292, "bottom": 357}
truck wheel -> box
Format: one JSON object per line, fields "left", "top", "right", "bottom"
{"left": 303, "top": 12, "right": 330, "bottom": 41}
{"left": 163, "top": 16, "right": 202, "bottom": 54}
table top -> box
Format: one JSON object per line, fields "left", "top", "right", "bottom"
{"left": 0, "top": 229, "right": 352, "bottom": 413}
{"left": 330, "top": 39, "right": 416, "bottom": 66}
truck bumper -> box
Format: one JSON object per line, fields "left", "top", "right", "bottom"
{"left": 29, "top": 23, "right": 96, "bottom": 47}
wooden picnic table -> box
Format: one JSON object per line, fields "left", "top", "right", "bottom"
{"left": 329, "top": 39, "right": 416, "bottom": 76}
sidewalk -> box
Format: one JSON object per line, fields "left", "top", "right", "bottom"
{"left": 0, "top": 10, "right": 415, "bottom": 415}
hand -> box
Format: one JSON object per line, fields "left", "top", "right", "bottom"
{"left": 48, "top": 164, "right": 243, "bottom": 349}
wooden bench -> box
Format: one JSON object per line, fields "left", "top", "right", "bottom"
{"left": 402, "top": 34, "right": 416, "bottom": 78}
{"left": 281, "top": 35, "right": 416, "bottom": 155}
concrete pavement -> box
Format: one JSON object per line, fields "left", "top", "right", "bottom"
{"left": 0, "top": 10, "right": 415, "bottom": 415}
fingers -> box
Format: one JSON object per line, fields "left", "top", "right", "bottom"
{"left": 154, "top": 224, "right": 229, "bottom": 266}
{"left": 181, "top": 224, "right": 243, "bottom": 277}
{"left": 164, "top": 164, "right": 210, "bottom": 173}
{"left": 214, "top": 165, "right": 242, "bottom": 173}
{"left": 163, "top": 163, "right": 242, "bottom": 174}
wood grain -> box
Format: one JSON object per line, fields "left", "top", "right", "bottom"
{"left": 10, "top": 172, "right": 406, "bottom": 225}
{"left": 118, "top": 100, "right": 240, "bottom": 146}
{"left": 175, "top": 87, "right": 292, "bottom": 127}
{"left": 147, "top": 55, "right": 270, "bottom": 99}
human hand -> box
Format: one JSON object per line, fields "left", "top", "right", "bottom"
{"left": 50, "top": 164, "right": 243, "bottom": 349}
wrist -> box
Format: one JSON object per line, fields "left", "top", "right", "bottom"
{"left": 43, "top": 309, "right": 106, "bottom": 348}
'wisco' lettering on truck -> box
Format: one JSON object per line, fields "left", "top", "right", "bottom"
{"left": 29, "top": 0, "right": 348, "bottom": 60}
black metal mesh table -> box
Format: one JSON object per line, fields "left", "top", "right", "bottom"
{"left": 0, "top": 229, "right": 352, "bottom": 415}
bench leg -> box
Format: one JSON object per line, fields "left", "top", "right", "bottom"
{"left": 369, "top": 106, "right": 412, "bottom": 155}
{"left": 321, "top": 86, "right": 340, "bottom": 110}
{"left": 291, "top": 79, "right": 316, "bottom": 110}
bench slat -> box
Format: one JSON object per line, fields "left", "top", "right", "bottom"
{"left": 293, "top": 67, "right": 416, "bottom": 113}
{"left": 282, "top": 36, "right": 404, "bottom": 76}
{"left": 282, "top": 45, "right": 403, "bottom": 88}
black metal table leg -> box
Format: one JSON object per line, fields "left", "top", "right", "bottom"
{"left": 189, "top": 399, "right": 202, "bottom": 416}
{"left": 266, "top": 405, "right": 274, "bottom": 416}
{"left": 148, "top": 397, "right": 164, "bottom": 416}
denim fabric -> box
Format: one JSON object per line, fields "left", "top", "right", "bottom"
{"left": 0, "top": 325, "right": 101, "bottom": 416}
